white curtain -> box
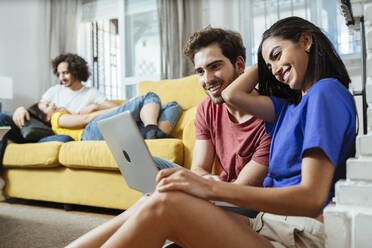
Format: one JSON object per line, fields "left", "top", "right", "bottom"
{"left": 39, "top": 0, "right": 81, "bottom": 93}
{"left": 80, "top": 0, "right": 119, "bottom": 22}
{"left": 157, "top": 0, "right": 202, "bottom": 79}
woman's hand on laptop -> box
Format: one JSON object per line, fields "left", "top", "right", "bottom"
{"left": 156, "top": 167, "right": 215, "bottom": 200}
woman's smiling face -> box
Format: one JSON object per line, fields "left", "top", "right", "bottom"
{"left": 38, "top": 100, "right": 58, "bottom": 122}
{"left": 261, "top": 33, "right": 312, "bottom": 92}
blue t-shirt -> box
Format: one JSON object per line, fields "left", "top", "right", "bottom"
{"left": 264, "top": 78, "right": 356, "bottom": 207}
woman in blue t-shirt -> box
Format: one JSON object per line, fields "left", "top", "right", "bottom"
{"left": 222, "top": 16, "right": 356, "bottom": 246}
{"left": 67, "top": 17, "right": 355, "bottom": 248}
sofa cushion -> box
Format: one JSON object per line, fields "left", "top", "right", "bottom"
{"left": 59, "top": 139, "right": 184, "bottom": 170}
{"left": 3, "top": 142, "right": 63, "bottom": 168}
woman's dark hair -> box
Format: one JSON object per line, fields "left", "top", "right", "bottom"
{"left": 28, "top": 103, "right": 50, "bottom": 126}
{"left": 184, "top": 26, "right": 246, "bottom": 66}
{"left": 52, "top": 53, "right": 90, "bottom": 82}
{"left": 257, "top": 16, "right": 351, "bottom": 104}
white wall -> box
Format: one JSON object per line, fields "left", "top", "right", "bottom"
{"left": 0, "top": 0, "right": 45, "bottom": 112}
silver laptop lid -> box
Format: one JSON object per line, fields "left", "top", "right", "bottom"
{"left": 97, "top": 111, "right": 159, "bottom": 193}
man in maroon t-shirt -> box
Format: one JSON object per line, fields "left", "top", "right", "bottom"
{"left": 184, "top": 27, "right": 271, "bottom": 186}
{"left": 66, "top": 27, "right": 272, "bottom": 248}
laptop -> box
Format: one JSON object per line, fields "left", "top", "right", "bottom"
{"left": 97, "top": 111, "right": 238, "bottom": 207}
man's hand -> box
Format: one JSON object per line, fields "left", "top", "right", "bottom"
{"left": 12, "top": 106, "right": 30, "bottom": 128}
{"left": 77, "top": 101, "right": 117, "bottom": 115}
{"left": 77, "top": 104, "right": 98, "bottom": 115}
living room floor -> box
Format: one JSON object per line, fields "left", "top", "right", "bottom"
{"left": 0, "top": 198, "right": 122, "bottom": 219}
{"left": 0, "top": 198, "right": 122, "bottom": 248}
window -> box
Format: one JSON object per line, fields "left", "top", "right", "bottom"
{"left": 78, "top": 0, "right": 160, "bottom": 99}
{"left": 81, "top": 19, "right": 122, "bottom": 99}
{"left": 79, "top": 0, "right": 123, "bottom": 99}
{"left": 122, "top": 0, "right": 160, "bottom": 98}
{"left": 246, "top": 0, "right": 360, "bottom": 65}
{"left": 202, "top": 0, "right": 359, "bottom": 66}
{"left": 79, "top": 0, "right": 358, "bottom": 99}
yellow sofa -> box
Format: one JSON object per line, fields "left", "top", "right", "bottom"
{"left": 2, "top": 75, "right": 207, "bottom": 210}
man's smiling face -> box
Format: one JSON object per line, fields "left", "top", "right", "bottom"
{"left": 194, "top": 43, "right": 243, "bottom": 104}
{"left": 57, "top": 62, "right": 79, "bottom": 88}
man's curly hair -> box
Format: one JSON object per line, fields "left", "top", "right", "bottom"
{"left": 184, "top": 26, "right": 246, "bottom": 65}
{"left": 52, "top": 53, "right": 90, "bottom": 82}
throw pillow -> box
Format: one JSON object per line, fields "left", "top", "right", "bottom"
{"left": 20, "top": 117, "right": 55, "bottom": 141}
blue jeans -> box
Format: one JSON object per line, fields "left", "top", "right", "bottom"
{"left": 38, "top": 135, "right": 74, "bottom": 143}
{"left": 152, "top": 156, "right": 180, "bottom": 170}
{"left": 82, "top": 92, "right": 182, "bottom": 140}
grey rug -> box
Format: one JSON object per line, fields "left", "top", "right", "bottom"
{"left": 0, "top": 204, "right": 109, "bottom": 248}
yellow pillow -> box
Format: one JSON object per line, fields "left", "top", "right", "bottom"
{"left": 50, "top": 111, "right": 84, "bottom": 141}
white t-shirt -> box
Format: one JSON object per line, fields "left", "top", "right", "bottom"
{"left": 41, "top": 84, "right": 107, "bottom": 113}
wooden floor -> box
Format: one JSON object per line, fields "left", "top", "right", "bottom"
{"left": 0, "top": 197, "right": 122, "bottom": 219}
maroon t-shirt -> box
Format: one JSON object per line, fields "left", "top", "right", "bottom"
{"left": 195, "top": 98, "right": 271, "bottom": 182}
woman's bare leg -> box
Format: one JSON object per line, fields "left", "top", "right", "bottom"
{"left": 66, "top": 195, "right": 151, "bottom": 248}
{"left": 101, "top": 191, "right": 273, "bottom": 248}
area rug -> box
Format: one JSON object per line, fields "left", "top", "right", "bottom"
{"left": 0, "top": 203, "right": 109, "bottom": 248}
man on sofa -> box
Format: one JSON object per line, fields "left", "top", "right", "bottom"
{"left": 184, "top": 26, "right": 271, "bottom": 186}
{"left": 0, "top": 53, "right": 117, "bottom": 199}
{"left": 0, "top": 53, "right": 116, "bottom": 170}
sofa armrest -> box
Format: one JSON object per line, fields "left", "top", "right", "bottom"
{"left": 180, "top": 107, "right": 197, "bottom": 169}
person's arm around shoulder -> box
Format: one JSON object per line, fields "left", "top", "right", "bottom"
{"left": 222, "top": 65, "right": 275, "bottom": 122}
{"left": 99, "top": 100, "right": 118, "bottom": 110}
{"left": 12, "top": 106, "right": 30, "bottom": 128}
{"left": 78, "top": 101, "right": 117, "bottom": 114}
{"left": 58, "top": 106, "right": 117, "bottom": 129}
{"left": 190, "top": 139, "right": 219, "bottom": 180}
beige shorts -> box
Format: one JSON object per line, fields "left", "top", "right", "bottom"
{"left": 249, "top": 212, "right": 325, "bottom": 248}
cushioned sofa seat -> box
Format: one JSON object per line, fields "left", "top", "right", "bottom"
{"left": 3, "top": 139, "right": 183, "bottom": 209}
{"left": 3, "top": 142, "right": 63, "bottom": 168}
{"left": 3, "top": 168, "right": 142, "bottom": 209}
{"left": 58, "top": 139, "right": 184, "bottom": 170}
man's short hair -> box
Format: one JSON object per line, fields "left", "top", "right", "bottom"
{"left": 52, "top": 53, "right": 90, "bottom": 82}
{"left": 184, "top": 26, "right": 246, "bottom": 66}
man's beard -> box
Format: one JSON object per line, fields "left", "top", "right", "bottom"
{"left": 208, "top": 70, "right": 240, "bottom": 105}
{"left": 62, "top": 80, "right": 73, "bottom": 88}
